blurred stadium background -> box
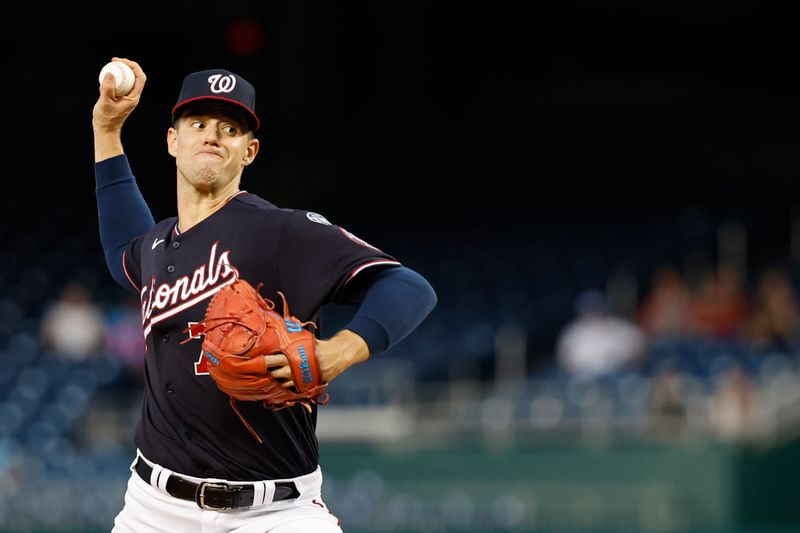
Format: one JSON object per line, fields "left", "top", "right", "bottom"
{"left": 3, "top": 3, "right": 800, "bottom": 532}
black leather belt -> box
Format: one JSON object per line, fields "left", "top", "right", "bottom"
{"left": 134, "top": 457, "right": 300, "bottom": 510}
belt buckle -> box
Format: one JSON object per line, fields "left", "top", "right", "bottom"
{"left": 195, "top": 481, "right": 235, "bottom": 510}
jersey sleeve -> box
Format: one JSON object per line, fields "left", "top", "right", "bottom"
{"left": 95, "top": 154, "right": 156, "bottom": 290}
{"left": 121, "top": 236, "right": 145, "bottom": 293}
{"left": 276, "top": 210, "right": 400, "bottom": 309}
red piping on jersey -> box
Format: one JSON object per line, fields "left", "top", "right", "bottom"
{"left": 122, "top": 250, "right": 141, "bottom": 292}
{"left": 338, "top": 227, "right": 384, "bottom": 252}
{"left": 345, "top": 260, "right": 401, "bottom": 284}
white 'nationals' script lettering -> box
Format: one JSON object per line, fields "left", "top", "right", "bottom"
{"left": 140, "top": 241, "right": 239, "bottom": 339}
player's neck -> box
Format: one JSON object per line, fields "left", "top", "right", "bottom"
{"left": 176, "top": 180, "right": 240, "bottom": 232}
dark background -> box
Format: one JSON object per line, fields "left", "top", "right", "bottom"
{"left": 4, "top": 8, "right": 800, "bottom": 532}
{"left": 4, "top": 4, "right": 799, "bottom": 212}
{"left": 2, "top": 3, "right": 800, "bottom": 351}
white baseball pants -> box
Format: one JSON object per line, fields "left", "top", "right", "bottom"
{"left": 112, "top": 451, "right": 343, "bottom": 532}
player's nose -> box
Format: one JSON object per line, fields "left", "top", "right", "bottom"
{"left": 202, "top": 127, "right": 221, "bottom": 144}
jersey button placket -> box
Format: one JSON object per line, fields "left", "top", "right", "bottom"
{"left": 166, "top": 384, "right": 175, "bottom": 394}
{"left": 172, "top": 241, "right": 180, "bottom": 249}
{"left": 166, "top": 265, "right": 175, "bottom": 273}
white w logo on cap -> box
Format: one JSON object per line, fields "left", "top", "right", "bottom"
{"left": 207, "top": 74, "right": 237, "bottom": 94}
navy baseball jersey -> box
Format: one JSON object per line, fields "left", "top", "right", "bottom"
{"left": 120, "top": 191, "right": 399, "bottom": 480}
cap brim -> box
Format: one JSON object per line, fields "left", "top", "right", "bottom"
{"left": 172, "top": 96, "right": 260, "bottom": 130}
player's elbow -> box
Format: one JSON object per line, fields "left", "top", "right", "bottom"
{"left": 105, "top": 250, "right": 133, "bottom": 291}
{"left": 403, "top": 267, "right": 437, "bottom": 317}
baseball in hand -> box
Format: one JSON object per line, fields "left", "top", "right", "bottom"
{"left": 98, "top": 61, "right": 135, "bottom": 96}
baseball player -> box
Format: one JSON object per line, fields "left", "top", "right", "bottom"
{"left": 92, "top": 57, "right": 437, "bottom": 532}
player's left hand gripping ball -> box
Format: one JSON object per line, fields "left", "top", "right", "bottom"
{"left": 199, "top": 279, "right": 329, "bottom": 410}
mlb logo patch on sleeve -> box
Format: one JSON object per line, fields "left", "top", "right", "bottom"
{"left": 306, "top": 212, "right": 332, "bottom": 226}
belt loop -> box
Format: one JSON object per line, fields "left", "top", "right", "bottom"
{"left": 263, "top": 481, "right": 276, "bottom": 505}
{"left": 157, "top": 467, "right": 173, "bottom": 493}
{"left": 252, "top": 481, "right": 266, "bottom": 506}
{"left": 148, "top": 461, "right": 163, "bottom": 488}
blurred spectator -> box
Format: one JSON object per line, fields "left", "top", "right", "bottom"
{"left": 742, "top": 267, "right": 800, "bottom": 351}
{"left": 103, "top": 295, "right": 145, "bottom": 386}
{"left": 689, "top": 265, "right": 749, "bottom": 338}
{"left": 555, "top": 289, "right": 647, "bottom": 379}
{"left": 709, "top": 364, "right": 761, "bottom": 440}
{"left": 648, "top": 367, "right": 688, "bottom": 439}
{"left": 638, "top": 266, "right": 693, "bottom": 338}
{"left": 40, "top": 281, "right": 105, "bottom": 361}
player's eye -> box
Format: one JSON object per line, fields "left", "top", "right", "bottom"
{"left": 222, "top": 125, "right": 238, "bottom": 136}
{"left": 191, "top": 121, "right": 205, "bottom": 130}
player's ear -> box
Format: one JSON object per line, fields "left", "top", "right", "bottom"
{"left": 242, "top": 138, "right": 260, "bottom": 166}
{"left": 167, "top": 127, "right": 178, "bottom": 157}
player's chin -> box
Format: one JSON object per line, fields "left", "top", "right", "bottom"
{"left": 191, "top": 168, "right": 222, "bottom": 189}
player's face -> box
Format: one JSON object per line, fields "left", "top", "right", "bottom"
{"left": 167, "top": 112, "right": 259, "bottom": 193}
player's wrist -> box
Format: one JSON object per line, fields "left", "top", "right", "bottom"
{"left": 337, "top": 329, "right": 370, "bottom": 365}
{"left": 92, "top": 119, "right": 124, "bottom": 135}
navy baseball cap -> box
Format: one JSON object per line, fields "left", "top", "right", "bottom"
{"left": 172, "top": 69, "right": 260, "bottom": 130}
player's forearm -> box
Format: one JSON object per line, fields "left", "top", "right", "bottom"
{"left": 316, "top": 329, "right": 370, "bottom": 382}
{"left": 93, "top": 126, "right": 125, "bottom": 162}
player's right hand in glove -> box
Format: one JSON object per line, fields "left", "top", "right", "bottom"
{"left": 191, "top": 279, "right": 329, "bottom": 442}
